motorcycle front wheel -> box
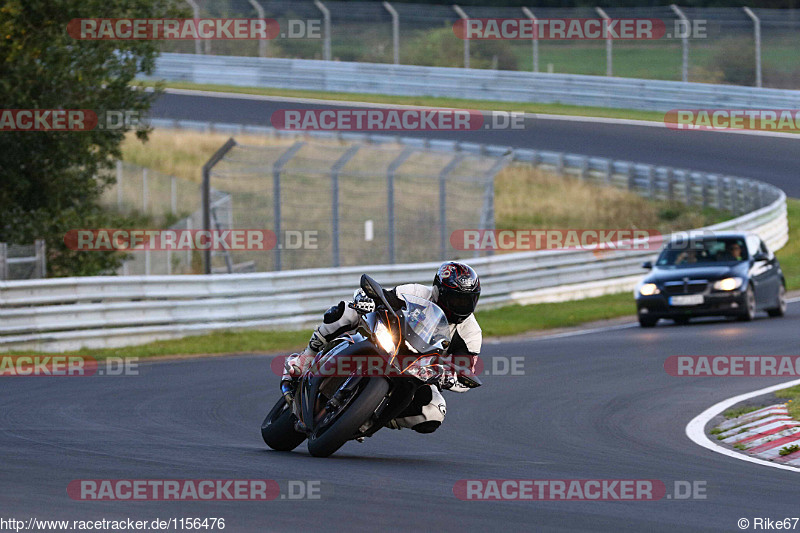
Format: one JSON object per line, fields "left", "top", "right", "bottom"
{"left": 307, "top": 377, "right": 389, "bottom": 458}
{"left": 261, "top": 397, "right": 307, "bottom": 451}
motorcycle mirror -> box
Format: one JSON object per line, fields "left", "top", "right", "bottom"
{"left": 360, "top": 274, "right": 380, "bottom": 300}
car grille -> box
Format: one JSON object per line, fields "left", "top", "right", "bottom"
{"left": 663, "top": 280, "right": 708, "bottom": 295}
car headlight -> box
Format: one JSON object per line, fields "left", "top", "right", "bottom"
{"left": 713, "top": 277, "right": 743, "bottom": 291}
{"left": 374, "top": 321, "right": 396, "bottom": 353}
{"left": 639, "top": 283, "right": 660, "bottom": 296}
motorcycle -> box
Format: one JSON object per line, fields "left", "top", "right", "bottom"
{"left": 261, "top": 274, "right": 482, "bottom": 457}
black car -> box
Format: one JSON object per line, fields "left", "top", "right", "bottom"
{"left": 635, "top": 232, "right": 786, "bottom": 327}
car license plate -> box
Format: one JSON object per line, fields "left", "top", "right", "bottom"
{"left": 670, "top": 295, "right": 704, "bottom": 306}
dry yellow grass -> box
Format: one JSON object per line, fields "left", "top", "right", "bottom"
{"left": 122, "top": 129, "right": 727, "bottom": 238}
{"left": 121, "top": 129, "right": 297, "bottom": 182}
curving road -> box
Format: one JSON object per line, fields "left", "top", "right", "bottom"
{"left": 150, "top": 90, "right": 800, "bottom": 197}
{"left": 2, "top": 90, "right": 797, "bottom": 532}
{"left": 1, "top": 303, "right": 799, "bottom": 532}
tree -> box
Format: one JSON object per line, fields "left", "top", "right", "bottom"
{"left": 0, "top": 0, "right": 185, "bottom": 276}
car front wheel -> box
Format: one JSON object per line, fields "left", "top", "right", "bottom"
{"left": 737, "top": 286, "right": 756, "bottom": 322}
{"left": 767, "top": 283, "right": 787, "bottom": 318}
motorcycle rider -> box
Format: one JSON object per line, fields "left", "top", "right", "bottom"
{"left": 281, "top": 261, "right": 482, "bottom": 434}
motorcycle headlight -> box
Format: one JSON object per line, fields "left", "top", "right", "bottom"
{"left": 713, "top": 277, "right": 743, "bottom": 291}
{"left": 639, "top": 283, "right": 660, "bottom": 296}
{"left": 375, "top": 322, "right": 396, "bottom": 353}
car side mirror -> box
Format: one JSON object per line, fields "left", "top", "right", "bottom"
{"left": 753, "top": 252, "right": 768, "bottom": 262}
{"left": 642, "top": 261, "right": 653, "bottom": 270}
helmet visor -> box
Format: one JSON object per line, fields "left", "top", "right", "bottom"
{"left": 442, "top": 290, "right": 479, "bottom": 319}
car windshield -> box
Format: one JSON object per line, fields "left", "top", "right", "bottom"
{"left": 656, "top": 237, "right": 748, "bottom": 267}
{"left": 401, "top": 294, "right": 451, "bottom": 351}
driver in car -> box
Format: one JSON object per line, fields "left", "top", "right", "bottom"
{"left": 720, "top": 242, "right": 745, "bottom": 261}
{"left": 281, "top": 262, "right": 482, "bottom": 434}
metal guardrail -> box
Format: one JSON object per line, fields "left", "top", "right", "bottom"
{"left": 149, "top": 53, "right": 800, "bottom": 112}
{"left": 0, "top": 126, "right": 788, "bottom": 351}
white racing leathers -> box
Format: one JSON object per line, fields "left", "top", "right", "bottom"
{"left": 284, "top": 283, "right": 482, "bottom": 433}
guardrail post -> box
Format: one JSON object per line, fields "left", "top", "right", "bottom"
{"left": 625, "top": 164, "right": 635, "bottom": 191}
{"left": 272, "top": 142, "right": 306, "bottom": 271}
{"left": 683, "top": 171, "right": 692, "bottom": 205}
{"left": 701, "top": 173, "right": 709, "bottom": 208}
{"left": 0, "top": 242, "right": 7, "bottom": 280}
{"left": 671, "top": 4, "right": 690, "bottom": 82}
{"left": 666, "top": 168, "right": 674, "bottom": 201}
{"left": 604, "top": 159, "right": 612, "bottom": 185}
{"left": 521, "top": 7, "right": 538, "bottom": 72}
{"left": 595, "top": 7, "right": 613, "bottom": 77}
{"left": 556, "top": 152, "right": 564, "bottom": 176}
{"left": 202, "top": 138, "right": 237, "bottom": 274}
{"left": 646, "top": 166, "right": 655, "bottom": 199}
{"left": 383, "top": 2, "right": 400, "bottom": 65}
{"left": 579, "top": 157, "right": 589, "bottom": 182}
{"left": 439, "top": 153, "right": 464, "bottom": 260}
{"left": 330, "top": 145, "right": 361, "bottom": 267}
{"left": 743, "top": 7, "right": 762, "bottom": 88}
{"left": 248, "top": 0, "right": 268, "bottom": 58}
{"left": 453, "top": 5, "right": 470, "bottom": 68}
{"left": 34, "top": 239, "right": 46, "bottom": 278}
{"left": 314, "top": 0, "right": 332, "bottom": 61}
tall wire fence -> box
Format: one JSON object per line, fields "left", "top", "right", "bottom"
{"left": 165, "top": 1, "right": 800, "bottom": 88}
{"left": 206, "top": 138, "right": 506, "bottom": 272}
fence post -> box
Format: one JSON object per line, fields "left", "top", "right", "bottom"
{"left": 439, "top": 153, "right": 464, "bottom": 261}
{"left": 142, "top": 168, "right": 148, "bottom": 213}
{"left": 185, "top": 0, "right": 203, "bottom": 55}
{"left": 387, "top": 148, "right": 414, "bottom": 264}
{"left": 671, "top": 4, "right": 690, "bottom": 82}
{"left": 479, "top": 154, "right": 511, "bottom": 257}
{"left": 202, "top": 137, "right": 237, "bottom": 274}
{"left": 453, "top": 5, "right": 469, "bottom": 68}
{"left": 171, "top": 176, "right": 177, "bottom": 215}
{"left": 743, "top": 7, "right": 762, "bottom": 88}
{"left": 330, "top": 145, "right": 361, "bottom": 267}
{"left": 521, "top": 7, "right": 538, "bottom": 72}
{"left": 595, "top": 7, "right": 613, "bottom": 77}
{"left": 248, "top": 0, "right": 268, "bottom": 58}
{"left": 34, "top": 239, "right": 46, "bottom": 278}
{"left": 0, "top": 242, "right": 7, "bottom": 281}
{"left": 383, "top": 2, "right": 400, "bottom": 65}
{"left": 116, "top": 160, "right": 123, "bottom": 210}
{"left": 314, "top": 0, "right": 332, "bottom": 61}
{"left": 666, "top": 167, "right": 675, "bottom": 201}
{"left": 272, "top": 142, "right": 306, "bottom": 271}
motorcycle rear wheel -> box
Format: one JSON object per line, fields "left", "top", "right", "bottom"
{"left": 261, "top": 397, "right": 307, "bottom": 451}
{"left": 307, "top": 378, "right": 389, "bottom": 458}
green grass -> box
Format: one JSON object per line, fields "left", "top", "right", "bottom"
{"left": 723, "top": 405, "right": 763, "bottom": 420}
{"left": 140, "top": 80, "right": 667, "bottom": 123}
{"left": 775, "top": 385, "right": 800, "bottom": 420}
{"left": 776, "top": 198, "right": 800, "bottom": 290}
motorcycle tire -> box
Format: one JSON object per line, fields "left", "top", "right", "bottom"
{"left": 261, "top": 397, "right": 307, "bottom": 451}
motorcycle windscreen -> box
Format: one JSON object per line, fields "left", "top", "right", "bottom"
{"left": 400, "top": 294, "right": 451, "bottom": 353}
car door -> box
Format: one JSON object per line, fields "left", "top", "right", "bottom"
{"left": 748, "top": 235, "right": 777, "bottom": 308}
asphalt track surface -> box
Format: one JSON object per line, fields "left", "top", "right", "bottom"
{"left": 150, "top": 91, "right": 800, "bottom": 197}
{"left": 2, "top": 304, "right": 799, "bottom": 532}
{"left": 2, "top": 93, "right": 798, "bottom": 532}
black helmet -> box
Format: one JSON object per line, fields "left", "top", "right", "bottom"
{"left": 433, "top": 262, "right": 481, "bottom": 324}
